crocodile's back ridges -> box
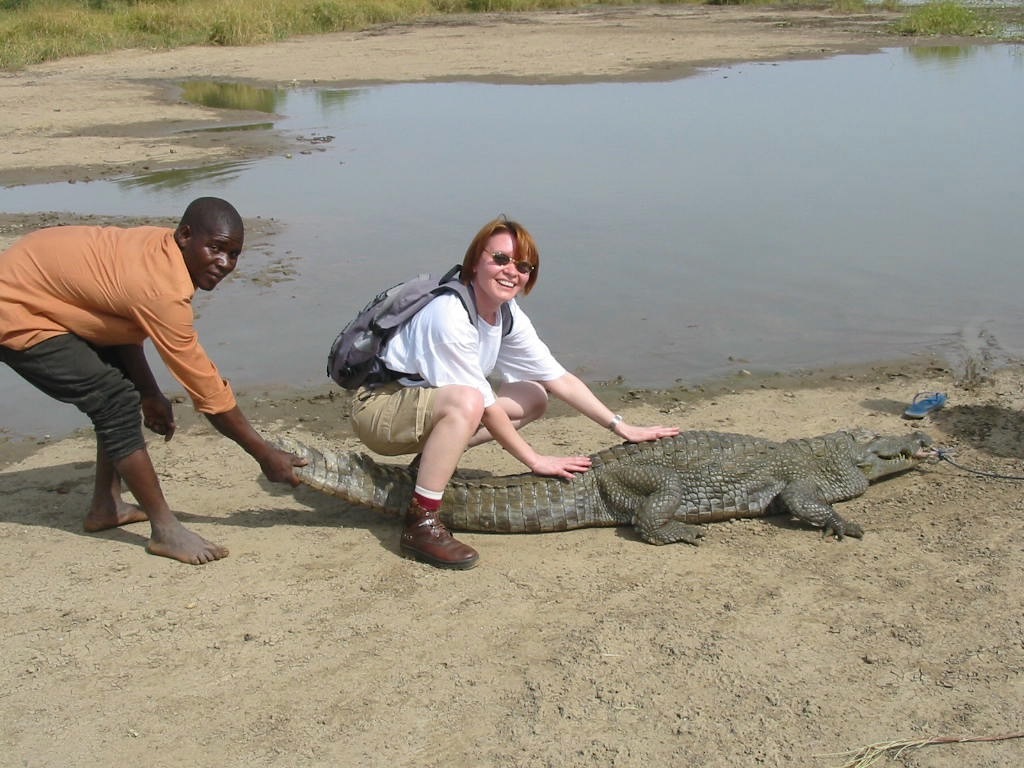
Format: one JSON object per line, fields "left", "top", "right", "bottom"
{"left": 441, "top": 470, "right": 615, "bottom": 533}
{"left": 589, "top": 430, "right": 779, "bottom": 468}
{"left": 588, "top": 431, "right": 792, "bottom": 520}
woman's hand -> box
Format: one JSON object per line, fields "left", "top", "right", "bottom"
{"left": 529, "top": 454, "right": 593, "bottom": 479}
{"left": 614, "top": 422, "right": 679, "bottom": 443}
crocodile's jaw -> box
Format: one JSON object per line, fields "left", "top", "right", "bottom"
{"left": 856, "top": 431, "right": 933, "bottom": 481}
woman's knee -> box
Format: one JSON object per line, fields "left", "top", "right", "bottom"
{"left": 523, "top": 383, "right": 549, "bottom": 421}
{"left": 498, "top": 380, "right": 549, "bottom": 424}
{"left": 434, "top": 385, "right": 485, "bottom": 428}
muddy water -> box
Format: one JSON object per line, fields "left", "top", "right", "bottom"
{"left": 1, "top": 44, "right": 1022, "bottom": 439}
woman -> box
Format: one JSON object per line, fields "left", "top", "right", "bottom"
{"left": 351, "top": 217, "right": 679, "bottom": 569}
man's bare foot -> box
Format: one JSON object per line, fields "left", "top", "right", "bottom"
{"left": 83, "top": 501, "right": 149, "bottom": 532}
{"left": 146, "top": 522, "right": 229, "bottom": 565}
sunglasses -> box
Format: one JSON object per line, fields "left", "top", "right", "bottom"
{"left": 485, "top": 250, "right": 536, "bottom": 275}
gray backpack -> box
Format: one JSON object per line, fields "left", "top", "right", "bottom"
{"left": 327, "top": 265, "right": 513, "bottom": 390}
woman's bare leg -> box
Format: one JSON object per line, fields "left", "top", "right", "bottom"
{"left": 416, "top": 385, "right": 485, "bottom": 490}
{"left": 467, "top": 380, "right": 548, "bottom": 447}
{"left": 399, "top": 385, "right": 483, "bottom": 568}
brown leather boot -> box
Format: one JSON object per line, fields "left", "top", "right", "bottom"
{"left": 400, "top": 499, "right": 479, "bottom": 570}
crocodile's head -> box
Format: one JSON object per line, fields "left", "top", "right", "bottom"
{"left": 850, "top": 429, "right": 933, "bottom": 481}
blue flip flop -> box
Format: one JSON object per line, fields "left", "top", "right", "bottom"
{"left": 903, "top": 391, "right": 947, "bottom": 419}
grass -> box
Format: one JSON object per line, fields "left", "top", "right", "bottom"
{"left": 0, "top": 0, "right": 1018, "bottom": 70}
{"left": 0, "top": 0, "right": 442, "bottom": 67}
{"left": 895, "top": 0, "right": 996, "bottom": 35}
{"left": 829, "top": 0, "right": 903, "bottom": 12}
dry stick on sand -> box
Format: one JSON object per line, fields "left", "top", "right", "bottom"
{"left": 820, "top": 731, "right": 1024, "bottom": 767}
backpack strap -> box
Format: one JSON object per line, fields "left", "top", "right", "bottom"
{"left": 499, "top": 302, "right": 513, "bottom": 337}
{"left": 439, "top": 265, "right": 514, "bottom": 337}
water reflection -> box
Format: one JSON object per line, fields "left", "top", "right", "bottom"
{"left": 117, "top": 160, "right": 253, "bottom": 191}
{"left": 180, "top": 81, "right": 285, "bottom": 112}
{"left": 1, "top": 45, "right": 1022, "bottom": 439}
{"left": 906, "top": 45, "right": 976, "bottom": 63}
{"left": 316, "top": 88, "right": 363, "bottom": 114}
{"left": 180, "top": 80, "right": 363, "bottom": 117}
{"left": 186, "top": 122, "right": 276, "bottom": 133}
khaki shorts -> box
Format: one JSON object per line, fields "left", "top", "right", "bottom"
{"left": 350, "top": 382, "right": 438, "bottom": 456}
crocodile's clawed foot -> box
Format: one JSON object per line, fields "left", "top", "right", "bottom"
{"left": 650, "top": 522, "right": 706, "bottom": 546}
{"left": 822, "top": 519, "right": 864, "bottom": 541}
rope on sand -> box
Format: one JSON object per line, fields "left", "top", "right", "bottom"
{"left": 819, "top": 731, "right": 1024, "bottom": 767}
{"left": 929, "top": 448, "right": 1024, "bottom": 481}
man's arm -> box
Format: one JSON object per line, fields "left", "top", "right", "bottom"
{"left": 205, "top": 406, "right": 306, "bottom": 486}
{"left": 113, "top": 343, "right": 160, "bottom": 394}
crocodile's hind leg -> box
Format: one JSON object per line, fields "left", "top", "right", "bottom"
{"left": 599, "top": 466, "right": 705, "bottom": 546}
{"left": 777, "top": 479, "right": 864, "bottom": 540}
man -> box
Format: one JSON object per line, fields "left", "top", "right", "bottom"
{"left": 0, "top": 196, "right": 305, "bottom": 564}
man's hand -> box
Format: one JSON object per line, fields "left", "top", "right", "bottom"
{"left": 260, "top": 448, "right": 309, "bottom": 487}
{"left": 141, "top": 392, "right": 176, "bottom": 441}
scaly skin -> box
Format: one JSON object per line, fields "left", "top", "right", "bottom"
{"left": 275, "top": 429, "right": 932, "bottom": 545}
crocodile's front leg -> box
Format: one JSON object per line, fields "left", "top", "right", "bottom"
{"left": 598, "top": 465, "right": 705, "bottom": 546}
{"left": 777, "top": 479, "right": 864, "bottom": 540}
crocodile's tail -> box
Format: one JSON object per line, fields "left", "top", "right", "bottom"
{"left": 275, "top": 436, "right": 615, "bottom": 534}
{"left": 275, "top": 436, "right": 413, "bottom": 516}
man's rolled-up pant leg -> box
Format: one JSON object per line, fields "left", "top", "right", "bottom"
{"left": 0, "top": 335, "right": 145, "bottom": 461}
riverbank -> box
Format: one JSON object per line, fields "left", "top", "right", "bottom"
{"left": 0, "top": 5, "right": 924, "bottom": 187}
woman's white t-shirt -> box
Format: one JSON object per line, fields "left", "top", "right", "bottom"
{"left": 380, "top": 293, "right": 566, "bottom": 408}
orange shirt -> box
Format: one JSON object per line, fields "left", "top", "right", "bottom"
{"left": 0, "top": 225, "right": 236, "bottom": 414}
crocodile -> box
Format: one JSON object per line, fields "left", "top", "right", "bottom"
{"left": 275, "top": 429, "right": 932, "bottom": 545}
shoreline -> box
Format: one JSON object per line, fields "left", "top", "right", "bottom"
{"left": 0, "top": 351, "right": 970, "bottom": 467}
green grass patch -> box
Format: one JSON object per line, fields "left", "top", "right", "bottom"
{"left": 830, "top": 0, "right": 903, "bottom": 13}
{"left": 894, "top": 1, "right": 995, "bottom": 36}
{"left": 830, "top": 0, "right": 868, "bottom": 12}
{"left": 0, "top": 0, "right": 444, "bottom": 68}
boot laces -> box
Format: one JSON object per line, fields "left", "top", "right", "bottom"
{"left": 409, "top": 511, "right": 452, "bottom": 541}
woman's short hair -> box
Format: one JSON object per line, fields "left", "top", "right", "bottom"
{"left": 461, "top": 216, "right": 539, "bottom": 295}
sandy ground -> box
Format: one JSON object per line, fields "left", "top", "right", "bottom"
{"left": 2, "top": 7, "right": 1023, "bottom": 768}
